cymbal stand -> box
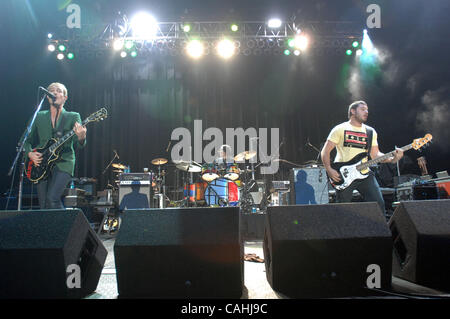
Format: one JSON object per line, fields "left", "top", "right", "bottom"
{"left": 239, "top": 162, "right": 255, "bottom": 213}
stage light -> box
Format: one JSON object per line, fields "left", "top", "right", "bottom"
{"left": 360, "top": 29, "right": 378, "bottom": 65}
{"left": 125, "top": 40, "right": 134, "bottom": 50}
{"left": 130, "top": 12, "right": 158, "bottom": 39}
{"left": 362, "top": 30, "right": 375, "bottom": 52}
{"left": 346, "top": 49, "right": 353, "bottom": 56}
{"left": 67, "top": 52, "right": 74, "bottom": 60}
{"left": 268, "top": 18, "right": 282, "bottom": 28}
{"left": 48, "top": 44, "right": 56, "bottom": 52}
{"left": 217, "top": 39, "right": 235, "bottom": 59}
{"left": 283, "top": 49, "right": 291, "bottom": 56}
{"left": 231, "top": 24, "right": 239, "bottom": 32}
{"left": 356, "top": 49, "right": 363, "bottom": 56}
{"left": 56, "top": 53, "right": 65, "bottom": 60}
{"left": 47, "top": 33, "right": 53, "bottom": 39}
{"left": 131, "top": 51, "right": 137, "bottom": 58}
{"left": 186, "top": 40, "right": 204, "bottom": 59}
{"left": 183, "top": 24, "right": 191, "bottom": 32}
{"left": 293, "top": 50, "right": 301, "bottom": 56}
{"left": 352, "top": 41, "right": 359, "bottom": 48}
{"left": 113, "top": 39, "right": 124, "bottom": 51}
{"left": 294, "top": 35, "right": 309, "bottom": 51}
{"left": 120, "top": 51, "right": 127, "bottom": 58}
{"left": 58, "top": 44, "right": 66, "bottom": 52}
{"left": 287, "top": 38, "right": 295, "bottom": 48}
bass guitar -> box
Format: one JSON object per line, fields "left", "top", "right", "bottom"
{"left": 26, "top": 108, "right": 108, "bottom": 183}
{"left": 328, "top": 134, "right": 432, "bottom": 191}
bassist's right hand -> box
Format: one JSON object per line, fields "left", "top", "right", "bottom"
{"left": 28, "top": 151, "right": 43, "bottom": 167}
{"left": 327, "top": 168, "right": 341, "bottom": 183}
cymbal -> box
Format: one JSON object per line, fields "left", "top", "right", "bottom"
{"left": 152, "top": 158, "right": 168, "bottom": 165}
{"left": 175, "top": 160, "right": 202, "bottom": 172}
{"left": 112, "top": 163, "right": 126, "bottom": 169}
{"left": 112, "top": 170, "right": 123, "bottom": 173}
{"left": 234, "top": 151, "right": 257, "bottom": 162}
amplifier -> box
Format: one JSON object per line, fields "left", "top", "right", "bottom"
{"left": 119, "top": 173, "right": 153, "bottom": 182}
{"left": 290, "top": 167, "right": 329, "bottom": 205}
{"left": 272, "top": 181, "right": 290, "bottom": 190}
{"left": 119, "top": 174, "right": 153, "bottom": 210}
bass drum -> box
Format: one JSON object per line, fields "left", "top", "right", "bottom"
{"left": 204, "top": 178, "right": 239, "bottom": 206}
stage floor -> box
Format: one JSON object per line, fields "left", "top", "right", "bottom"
{"left": 86, "top": 237, "right": 450, "bottom": 300}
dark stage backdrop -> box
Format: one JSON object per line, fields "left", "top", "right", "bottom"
{"left": 1, "top": 53, "right": 440, "bottom": 196}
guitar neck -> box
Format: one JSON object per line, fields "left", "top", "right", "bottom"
{"left": 48, "top": 119, "right": 88, "bottom": 153}
{"left": 356, "top": 144, "right": 412, "bottom": 171}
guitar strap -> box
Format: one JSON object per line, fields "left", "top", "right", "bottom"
{"left": 365, "top": 127, "right": 373, "bottom": 158}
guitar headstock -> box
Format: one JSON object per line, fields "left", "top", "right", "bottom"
{"left": 86, "top": 108, "right": 108, "bottom": 123}
{"left": 412, "top": 134, "right": 432, "bottom": 150}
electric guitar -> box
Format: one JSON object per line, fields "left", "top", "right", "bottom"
{"left": 26, "top": 108, "right": 108, "bottom": 183}
{"left": 328, "top": 134, "right": 432, "bottom": 191}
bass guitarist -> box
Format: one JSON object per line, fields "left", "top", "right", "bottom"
{"left": 24, "top": 82, "right": 87, "bottom": 209}
{"left": 320, "top": 100, "right": 403, "bottom": 215}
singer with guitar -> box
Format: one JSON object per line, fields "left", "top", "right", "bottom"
{"left": 24, "top": 82, "right": 87, "bottom": 209}
{"left": 321, "top": 101, "right": 403, "bottom": 215}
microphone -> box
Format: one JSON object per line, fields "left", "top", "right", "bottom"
{"left": 113, "top": 149, "right": 119, "bottom": 159}
{"left": 39, "top": 86, "right": 56, "bottom": 101}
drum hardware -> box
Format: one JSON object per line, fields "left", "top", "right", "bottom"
{"left": 112, "top": 163, "right": 127, "bottom": 170}
{"left": 234, "top": 150, "right": 257, "bottom": 162}
{"left": 152, "top": 158, "right": 169, "bottom": 208}
{"left": 174, "top": 160, "right": 202, "bottom": 173}
{"left": 151, "top": 158, "right": 168, "bottom": 166}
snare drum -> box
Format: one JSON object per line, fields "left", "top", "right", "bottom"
{"left": 224, "top": 164, "right": 240, "bottom": 181}
{"left": 201, "top": 163, "right": 219, "bottom": 182}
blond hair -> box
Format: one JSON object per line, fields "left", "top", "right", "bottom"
{"left": 47, "top": 82, "right": 68, "bottom": 97}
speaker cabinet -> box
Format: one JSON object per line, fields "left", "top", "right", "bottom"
{"left": 264, "top": 203, "right": 392, "bottom": 298}
{"left": 389, "top": 200, "right": 450, "bottom": 291}
{"left": 0, "top": 209, "right": 107, "bottom": 299}
{"left": 290, "top": 167, "right": 329, "bottom": 205}
{"left": 114, "top": 207, "right": 243, "bottom": 298}
{"left": 118, "top": 183, "right": 152, "bottom": 210}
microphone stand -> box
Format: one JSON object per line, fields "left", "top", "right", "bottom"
{"left": 8, "top": 95, "right": 47, "bottom": 210}
{"left": 102, "top": 152, "right": 119, "bottom": 175}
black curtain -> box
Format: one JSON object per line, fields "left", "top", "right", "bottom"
{"left": 42, "top": 53, "right": 349, "bottom": 192}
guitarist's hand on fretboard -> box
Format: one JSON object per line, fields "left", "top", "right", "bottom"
{"left": 28, "top": 151, "right": 43, "bottom": 167}
{"left": 391, "top": 147, "right": 404, "bottom": 163}
{"left": 73, "top": 122, "right": 87, "bottom": 141}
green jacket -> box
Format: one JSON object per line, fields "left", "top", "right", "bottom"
{"left": 24, "top": 107, "right": 86, "bottom": 176}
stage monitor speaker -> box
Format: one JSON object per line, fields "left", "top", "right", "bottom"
{"left": 389, "top": 199, "right": 450, "bottom": 291}
{"left": 290, "top": 167, "right": 329, "bottom": 205}
{"left": 114, "top": 207, "right": 243, "bottom": 298}
{"left": 263, "top": 203, "right": 393, "bottom": 298}
{"left": 0, "top": 209, "right": 107, "bottom": 299}
{"left": 118, "top": 183, "right": 152, "bottom": 210}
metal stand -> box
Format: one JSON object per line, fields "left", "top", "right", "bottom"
{"left": 8, "top": 94, "right": 47, "bottom": 210}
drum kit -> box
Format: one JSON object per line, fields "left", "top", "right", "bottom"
{"left": 173, "top": 150, "right": 259, "bottom": 211}
{"left": 107, "top": 150, "right": 260, "bottom": 212}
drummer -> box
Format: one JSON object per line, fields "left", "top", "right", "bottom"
{"left": 215, "top": 144, "right": 234, "bottom": 166}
